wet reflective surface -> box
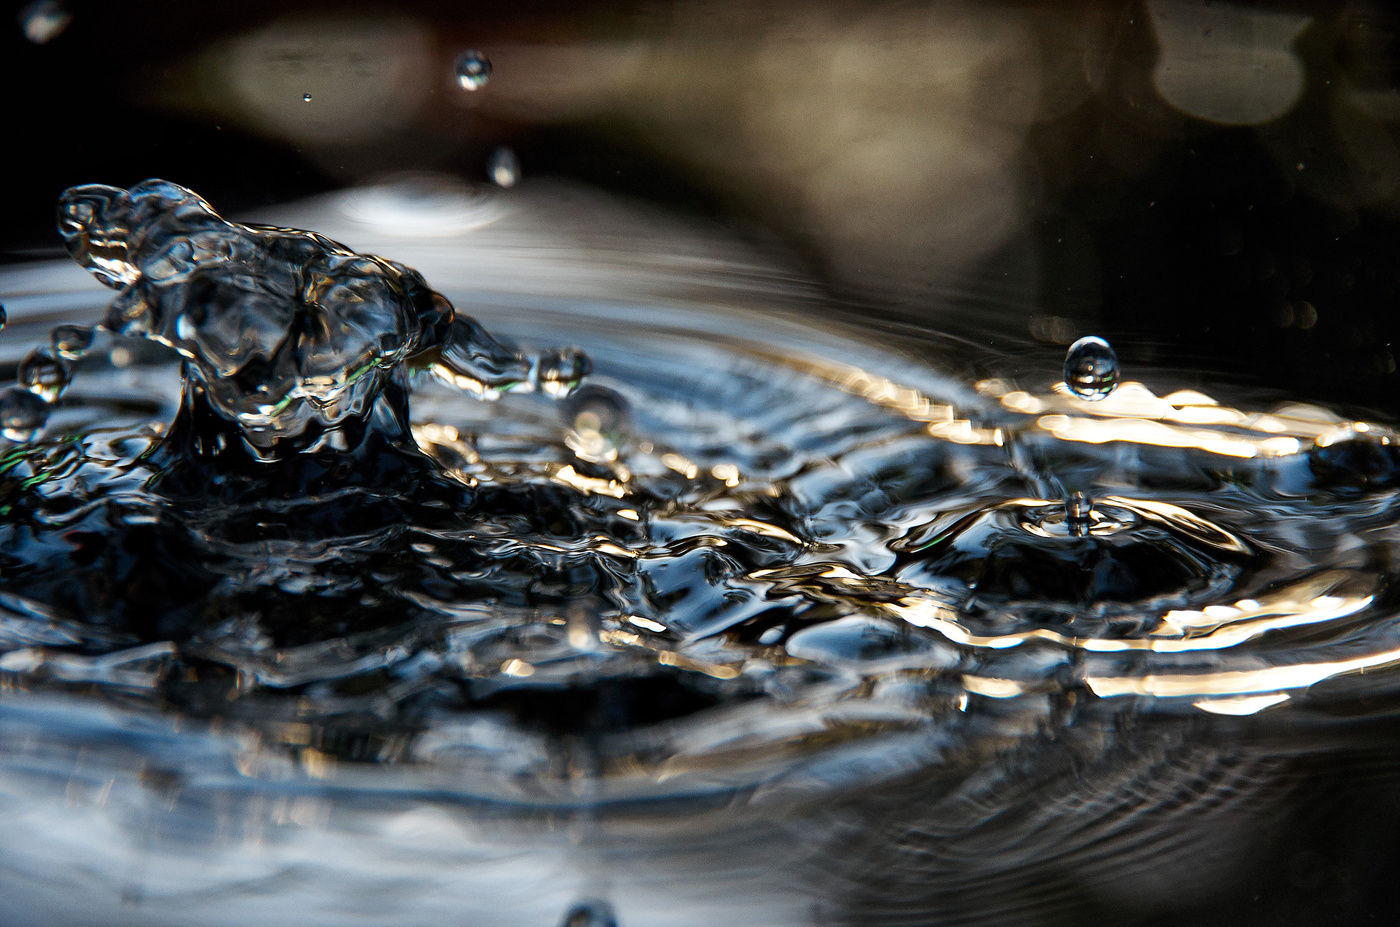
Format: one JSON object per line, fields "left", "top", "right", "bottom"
{"left": 11, "top": 3, "right": 1400, "bottom": 924}
{"left": 3, "top": 179, "right": 1400, "bottom": 925}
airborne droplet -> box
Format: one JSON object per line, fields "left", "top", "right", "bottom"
{"left": 487, "top": 146, "right": 520, "bottom": 188}
{"left": 564, "top": 384, "right": 629, "bottom": 461}
{"left": 19, "top": 0, "right": 70, "bottom": 44}
{"left": 560, "top": 900, "right": 618, "bottom": 927}
{"left": 533, "top": 348, "right": 592, "bottom": 399}
{"left": 302, "top": 93, "right": 312, "bottom": 102}
{"left": 51, "top": 324, "right": 94, "bottom": 362}
{"left": 18, "top": 349, "right": 69, "bottom": 404}
{"left": 1064, "top": 335, "right": 1119, "bottom": 401}
{"left": 0, "top": 386, "right": 49, "bottom": 441}
{"left": 453, "top": 49, "right": 492, "bottom": 91}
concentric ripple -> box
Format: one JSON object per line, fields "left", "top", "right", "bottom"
{"left": 2, "top": 178, "right": 1400, "bottom": 924}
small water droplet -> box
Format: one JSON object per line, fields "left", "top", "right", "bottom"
{"left": 18, "top": 349, "right": 69, "bottom": 404}
{"left": 564, "top": 384, "right": 629, "bottom": 460}
{"left": 534, "top": 348, "right": 592, "bottom": 399}
{"left": 0, "top": 386, "right": 49, "bottom": 441}
{"left": 1066, "top": 491, "right": 1093, "bottom": 537}
{"left": 488, "top": 146, "right": 520, "bottom": 188}
{"left": 454, "top": 49, "right": 492, "bottom": 91}
{"left": 51, "top": 324, "right": 94, "bottom": 362}
{"left": 19, "top": 0, "right": 70, "bottom": 44}
{"left": 560, "top": 900, "right": 617, "bottom": 927}
{"left": 0, "top": 304, "right": 7, "bottom": 332}
{"left": 1064, "top": 335, "right": 1119, "bottom": 400}
{"left": 302, "top": 93, "right": 313, "bottom": 102}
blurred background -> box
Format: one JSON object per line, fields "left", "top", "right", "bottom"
{"left": 5, "top": 0, "right": 1400, "bottom": 414}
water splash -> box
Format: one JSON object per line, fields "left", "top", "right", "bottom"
{"left": 5, "top": 179, "right": 1400, "bottom": 924}
{"left": 51, "top": 179, "right": 582, "bottom": 458}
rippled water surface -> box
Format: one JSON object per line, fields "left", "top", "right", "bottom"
{"left": 3, "top": 179, "right": 1400, "bottom": 927}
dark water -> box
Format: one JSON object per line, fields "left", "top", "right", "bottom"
{"left": 2, "top": 177, "right": 1400, "bottom": 926}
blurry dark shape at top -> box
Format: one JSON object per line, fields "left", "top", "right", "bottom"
{"left": 7, "top": 1, "right": 1400, "bottom": 412}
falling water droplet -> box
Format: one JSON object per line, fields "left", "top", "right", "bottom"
{"left": 560, "top": 900, "right": 618, "bottom": 927}
{"left": 0, "top": 386, "right": 49, "bottom": 441}
{"left": 1065, "top": 491, "right": 1093, "bottom": 537}
{"left": 564, "top": 384, "right": 629, "bottom": 461}
{"left": 18, "top": 349, "right": 69, "bottom": 404}
{"left": 18, "top": 0, "right": 70, "bottom": 44}
{"left": 488, "top": 146, "right": 520, "bottom": 188}
{"left": 453, "top": 49, "right": 492, "bottom": 91}
{"left": 1064, "top": 335, "right": 1120, "bottom": 400}
{"left": 302, "top": 93, "right": 313, "bottom": 103}
{"left": 534, "top": 348, "right": 592, "bottom": 399}
{"left": 51, "top": 324, "right": 93, "bottom": 362}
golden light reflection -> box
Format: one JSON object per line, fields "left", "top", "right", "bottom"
{"left": 1192, "top": 692, "right": 1291, "bottom": 716}
{"left": 890, "top": 571, "right": 1377, "bottom": 656}
{"left": 1087, "top": 645, "right": 1400, "bottom": 699}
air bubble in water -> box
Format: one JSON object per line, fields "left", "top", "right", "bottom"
{"left": 51, "top": 324, "right": 93, "bottom": 362}
{"left": 561, "top": 901, "right": 617, "bottom": 927}
{"left": 454, "top": 50, "right": 492, "bottom": 91}
{"left": 0, "top": 386, "right": 49, "bottom": 441}
{"left": 534, "top": 348, "right": 591, "bottom": 399}
{"left": 18, "top": 349, "right": 68, "bottom": 403}
{"left": 19, "top": 0, "right": 70, "bottom": 44}
{"left": 1064, "top": 335, "right": 1119, "bottom": 400}
{"left": 488, "top": 146, "right": 520, "bottom": 188}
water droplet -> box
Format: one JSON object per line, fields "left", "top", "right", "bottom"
{"left": 302, "top": 93, "right": 312, "bottom": 102}
{"left": 0, "top": 386, "right": 49, "bottom": 441}
{"left": 453, "top": 49, "right": 492, "bottom": 91}
{"left": 0, "top": 304, "right": 6, "bottom": 331}
{"left": 18, "top": 349, "right": 68, "bottom": 404}
{"left": 487, "top": 147, "right": 520, "bottom": 188}
{"left": 560, "top": 900, "right": 617, "bottom": 927}
{"left": 19, "top": 0, "right": 70, "bottom": 44}
{"left": 1065, "top": 491, "right": 1093, "bottom": 537}
{"left": 564, "top": 384, "right": 629, "bottom": 460}
{"left": 1064, "top": 335, "right": 1119, "bottom": 400}
{"left": 533, "top": 348, "right": 592, "bottom": 399}
{"left": 51, "top": 324, "right": 93, "bottom": 362}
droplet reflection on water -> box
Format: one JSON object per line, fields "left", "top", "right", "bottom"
{"left": 4, "top": 178, "right": 1400, "bottom": 924}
